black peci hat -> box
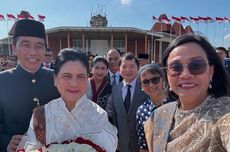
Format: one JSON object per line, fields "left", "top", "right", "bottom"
{"left": 13, "top": 19, "right": 46, "bottom": 40}
{"left": 138, "top": 53, "right": 149, "bottom": 59}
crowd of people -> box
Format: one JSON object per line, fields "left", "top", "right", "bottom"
{"left": 0, "top": 19, "right": 230, "bottom": 152}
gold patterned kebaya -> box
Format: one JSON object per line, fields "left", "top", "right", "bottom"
{"left": 144, "top": 95, "right": 230, "bottom": 152}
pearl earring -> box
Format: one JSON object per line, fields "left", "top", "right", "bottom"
{"left": 209, "top": 81, "right": 212, "bottom": 89}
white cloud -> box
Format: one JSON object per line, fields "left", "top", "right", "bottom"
{"left": 224, "top": 34, "right": 230, "bottom": 40}
{"left": 121, "top": 0, "right": 132, "bottom": 6}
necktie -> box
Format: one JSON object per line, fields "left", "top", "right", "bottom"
{"left": 124, "top": 84, "right": 131, "bottom": 112}
{"left": 112, "top": 74, "right": 116, "bottom": 86}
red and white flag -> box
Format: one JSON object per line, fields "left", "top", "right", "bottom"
{"left": 0, "top": 14, "right": 5, "bottom": 21}
{"left": 7, "top": 14, "right": 16, "bottom": 21}
{"left": 206, "top": 17, "right": 214, "bottom": 23}
{"left": 38, "top": 14, "right": 45, "bottom": 22}
{"left": 152, "top": 16, "right": 157, "bottom": 21}
{"left": 224, "top": 17, "right": 230, "bottom": 23}
{"left": 17, "top": 14, "right": 25, "bottom": 20}
{"left": 216, "top": 17, "right": 224, "bottom": 23}
{"left": 181, "top": 16, "right": 189, "bottom": 22}
{"left": 172, "top": 16, "right": 181, "bottom": 23}
{"left": 28, "top": 15, "right": 34, "bottom": 20}
{"left": 159, "top": 16, "right": 170, "bottom": 24}
{"left": 198, "top": 16, "right": 208, "bottom": 22}
{"left": 190, "top": 16, "right": 199, "bottom": 23}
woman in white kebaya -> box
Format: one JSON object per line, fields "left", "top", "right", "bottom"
{"left": 20, "top": 48, "right": 118, "bottom": 151}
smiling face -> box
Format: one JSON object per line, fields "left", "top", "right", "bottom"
{"left": 167, "top": 42, "right": 214, "bottom": 110}
{"left": 92, "top": 61, "right": 108, "bottom": 81}
{"left": 120, "top": 58, "right": 139, "bottom": 83}
{"left": 12, "top": 36, "right": 46, "bottom": 73}
{"left": 54, "top": 61, "right": 88, "bottom": 107}
{"left": 140, "top": 70, "right": 164, "bottom": 99}
{"left": 44, "top": 51, "right": 53, "bottom": 63}
{"left": 106, "top": 49, "right": 120, "bottom": 73}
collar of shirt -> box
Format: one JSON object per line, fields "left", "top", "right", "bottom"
{"left": 109, "top": 70, "right": 119, "bottom": 82}
{"left": 19, "top": 63, "right": 40, "bottom": 74}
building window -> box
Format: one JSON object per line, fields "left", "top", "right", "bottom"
{"left": 113, "top": 40, "right": 125, "bottom": 52}
{"left": 0, "top": 45, "right": 3, "bottom": 55}
{"left": 73, "top": 39, "right": 82, "bottom": 50}
{"left": 73, "top": 39, "right": 88, "bottom": 52}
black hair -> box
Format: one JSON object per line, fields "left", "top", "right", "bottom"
{"left": 138, "top": 63, "right": 164, "bottom": 78}
{"left": 12, "top": 37, "right": 18, "bottom": 45}
{"left": 162, "top": 34, "right": 230, "bottom": 99}
{"left": 54, "top": 48, "right": 89, "bottom": 75}
{"left": 139, "top": 63, "right": 166, "bottom": 84}
{"left": 91, "top": 56, "right": 109, "bottom": 69}
{"left": 119, "top": 52, "right": 139, "bottom": 67}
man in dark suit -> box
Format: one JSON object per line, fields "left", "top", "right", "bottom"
{"left": 42, "top": 48, "right": 55, "bottom": 69}
{"left": 105, "top": 48, "right": 123, "bottom": 85}
{"left": 0, "top": 19, "right": 60, "bottom": 152}
{"left": 109, "top": 53, "right": 148, "bottom": 152}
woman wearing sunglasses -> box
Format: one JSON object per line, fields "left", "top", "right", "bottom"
{"left": 136, "top": 63, "right": 172, "bottom": 152}
{"left": 144, "top": 34, "right": 230, "bottom": 152}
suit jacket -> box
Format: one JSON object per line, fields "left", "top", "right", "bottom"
{"left": 110, "top": 78, "right": 148, "bottom": 152}
{"left": 0, "top": 65, "right": 60, "bottom": 152}
{"left": 224, "top": 58, "right": 230, "bottom": 75}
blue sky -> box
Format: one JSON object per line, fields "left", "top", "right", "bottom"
{"left": 0, "top": 0, "right": 230, "bottom": 48}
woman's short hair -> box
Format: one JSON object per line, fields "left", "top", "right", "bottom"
{"left": 138, "top": 63, "right": 167, "bottom": 88}
{"left": 162, "top": 34, "right": 230, "bottom": 99}
{"left": 54, "top": 48, "right": 88, "bottom": 75}
{"left": 138, "top": 63, "right": 164, "bottom": 79}
{"left": 91, "top": 56, "right": 109, "bottom": 69}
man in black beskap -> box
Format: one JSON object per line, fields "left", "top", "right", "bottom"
{"left": 0, "top": 19, "right": 60, "bottom": 152}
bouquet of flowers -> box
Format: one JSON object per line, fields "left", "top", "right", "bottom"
{"left": 17, "top": 137, "right": 106, "bottom": 152}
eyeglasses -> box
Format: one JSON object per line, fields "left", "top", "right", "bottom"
{"left": 141, "top": 76, "right": 161, "bottom": 87}
{"left": 166, "top": 59, "right": 209, "bottom": 77}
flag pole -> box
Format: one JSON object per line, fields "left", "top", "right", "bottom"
{"left": 170, "top": 23, "right": 172, "bottom": 42}
{"left": 6, "top": 19, "right": 11, "bottom": 55}
{"left": 222, "top": 22, "right": 226, "bottom": 46}
{"left": 205, "top": 20, "right": 208, "bottom": 37}
{"left": 197, "top": 22, "right": 199, "bottom": 34}
{"left": 214, "top": 22, "right": 216, "bottom": 47}
{"left": 160, "top": 16, "right": 163, "bottom": 64}
{"left": 151, "top": 16, "right": 155, "bottom": 63}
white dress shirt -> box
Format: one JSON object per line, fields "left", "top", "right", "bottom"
{"left": 122, "top": 77, "right": 137, "bottom": 103}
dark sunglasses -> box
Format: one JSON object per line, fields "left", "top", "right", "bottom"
{"left": 141, "top": 76, "right": 161, "bottom": 87}
{"left": 166, "top": 59, "right": 209, "bottom": 77}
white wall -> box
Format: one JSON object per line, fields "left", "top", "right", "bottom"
{"left": 90, "top": 40, "right": 109, "bottom": 56}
